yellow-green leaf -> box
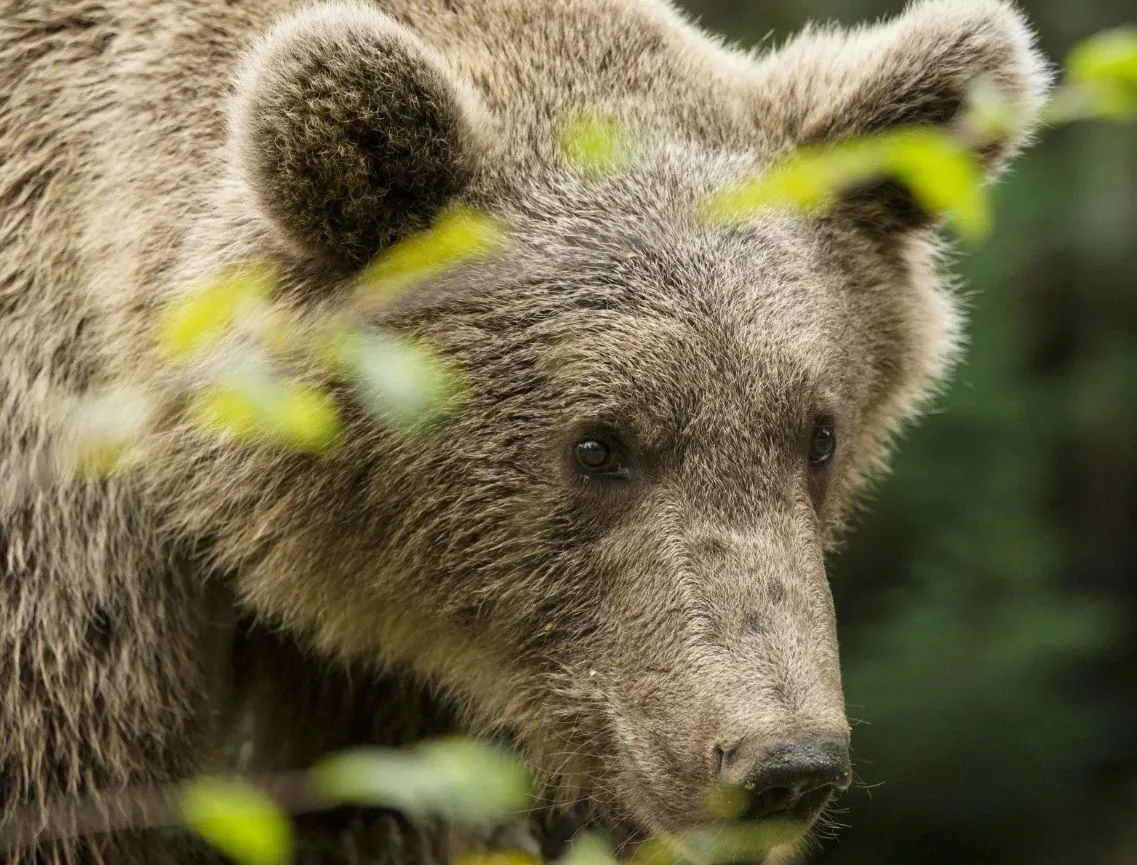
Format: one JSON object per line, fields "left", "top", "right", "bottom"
{"left": 1067, "top": 27, "right": 1137, "bottom": 120}
{"left": 557, "top": 111, "right": 627, "bottom": 177}
{"left": 963, "top": 75, "right": 1025, "bottom": 140}
{"left": 881, "top": 129, "right": 989, "bottom": 241}
{"left": 456, "top": 853, "right": 542, "bottom": 865}
{"left": 312, "top": 739, "right": 531, "bottom": 820}
{"left": 336, "top": 331, "right": 464, "bottom": 428}
{"left": 702, "top": 143, "right": 877, "bottom": 222}
{"left": 191, "top": 379, "right": 342, "bottom": 452}
{"left": 62, "top": 385, "right": 153, "bottom": 478}
{"left": 557, "top": 834, "right": 621, "bottom": 865}
{"left": 356, "top": 209, "right": 504, "bottom": 303}
{"left": 702, "top": 128, "right": 989, "bottom": 242}
{"left": 180, "top": 778, "right": 292, "bottom": 865}
{"left": 629, "top": 821, "right": 806, "bottom": 865}
{"left": 157, "top": 264, "right": 276, "bottom": 361}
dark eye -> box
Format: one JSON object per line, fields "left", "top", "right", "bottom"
{"left": 808, "top": 418, "right": 837, "bottom": 466}
{"left": 577, "top": 434, "right": 623, "bottom": 475}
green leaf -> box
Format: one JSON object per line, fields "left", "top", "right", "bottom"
{"left": 962, "top": 75, "right": 1026, "bottom": 141}
{"left": 701, "top": 144, "right": 872, "bottom": 221}
{"left": 702, "top": 127, "right": 989, "bottom": 242}
{"left": 157, "top": 264, "right": 275, "bottom": 361}
{"left": 456, "top": 853, "right": 543, "bottom": 865}
{"left": 629, "top": 821, "right": 806, "bottom": 865}
{"left": 356, "top": 209, "right": 505, "bottom": 303}
{"left": 312, "top": 739, "right": 531, "bottom": 820}
{"left": 61, "top": 385, "right": 153, "bottom": 478}
{"left": 557, "top": 111, "right": 627, "bottom": 177}
{"left": 882, "top": 129, "right": 989, "bottom": 241}
{"left": 180, "top": 778, "right": 292, "bottom": 865}
{"left": 334, "top": 330, "right": 464, "bottom": 428}
{"left": 1067, "top": 27, "right": 1137, "bottom": 120}
{"left": 557, "top": 834, "right": 621, "bottom": 865}
{"left": 191, "top": 378, "right": 342, "bottom": 452}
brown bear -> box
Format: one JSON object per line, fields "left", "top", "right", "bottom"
{"left": 0, "top": 0, "right": 1049, "bottom": 862}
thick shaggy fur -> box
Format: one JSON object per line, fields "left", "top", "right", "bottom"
{"left": 0, "top": 1, "right": 1048, "bottom": 862}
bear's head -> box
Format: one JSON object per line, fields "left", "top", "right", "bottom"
{"left": 158, "top": 0, "right": 1049, "bottom": 849}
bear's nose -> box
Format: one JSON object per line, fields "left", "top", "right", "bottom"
{"left": 715, "top": 733, "right": 851, "bottom": 823}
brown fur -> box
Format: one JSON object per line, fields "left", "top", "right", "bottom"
{"left": 0, "top": 0, "right": 1049, "bottom": 862}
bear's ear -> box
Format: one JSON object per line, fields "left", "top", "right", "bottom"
{"left": 229, "top": 2, "right": 491, "bottom": 267}
{"left": 750, "top": 0, "right": 1052, "bottom": 233}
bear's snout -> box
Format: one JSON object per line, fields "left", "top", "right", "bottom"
{"left": 715, "top": 733, "right": 852, "bottom": 824}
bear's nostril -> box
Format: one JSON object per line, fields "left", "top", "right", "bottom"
{"left": 717, "top": 733, "right": 850, "bottom": 824}
{"left": 743, "top": 780, "right": 838, "bottom": 823}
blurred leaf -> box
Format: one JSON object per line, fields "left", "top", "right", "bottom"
{"left": 701, "top": 145, "right": 869, "bottom": 220}
{"left": 703, "top": 128, "right": 988, "bottom": 241}
{"left": 312, "top": 738, "right": 531, "bottom": 820}
{"left": 629, "top": 821, "right": 805, "bottom": 865}
{"left": 191, "top": 378, "right": 341, "bottom": 452}
{"left": 700, "top": 782, "right": 749, "bottom": 822}
{"left": 1067, "top": 27, "right": 1137, "bottom": 120}
{"left": 456, "top": 853, "right": 543, "bottom": 865}
{"left": 180, "top": 778, "right": 292, "bottom": 865}
{"left": 334, "top": 330, "right": 464, "bottom": 428}
{"left": 884, "top": 129, "right": 989, "bottom": 240}
{"left": 963, "top": 75, "right": 1026, "bottom": 141}
{"left": 157, "top": 264, "right": 275, "bottom": 361}
{"left": 63, "top": 385, "right": 153, "bottom": 478}
{"left": 558, "top": 111, "right": 627, "bottom": 177}
{"left": 557, "top": 834, "right": 620, "bottom": 865}
{"left": 356, "top": 209, "right": 505, "bottom": 303}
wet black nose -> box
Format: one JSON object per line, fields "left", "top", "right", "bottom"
{"left": 716, "top": 734, "right": 851, "bottom": 823}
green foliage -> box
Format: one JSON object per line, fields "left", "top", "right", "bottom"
{"left": 1066, "top": 27, "right": 1137, "bottom": 119}
{"left": 356, "top": 208, "right": 505, "bottom": 303}
{"left": 557, "top": 111, "right": 628, "bottom": 177}
{"left": 457, "top": 854, "right": 543, "bottom": 865}
{"left": 628, "top": 823, "right": 805, "bottom": 865}
{"left": 181, "top": 778, "right": 293, "bottom": 865}
{"left": 189, "top": 377, "right": 342, "bottom": 452}
{"left": 331, "top": 330, "right": 465, "bottom": 429}
{"left": 702, "top": 127, "right": 990, "bottom": 241}
{"left": 312, "top": 739, "right": 531, "bottom": 820}
{"left": 60, "top": 385, "right": 152, "bottom": 477}
{"left": 157, "top": 264, "right": 276, "bottom": 362}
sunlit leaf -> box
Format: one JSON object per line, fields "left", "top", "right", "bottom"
{"left": 334, "top": 330, "right": 464, "bottom": 428}
{"left": 883, "top": 129, "right": 989, "bottom": 241}
{"left": 700, "top": 781, "right": 749, "bottom": 822}
{"left": 557, "top": 833, "right": 621, "bottom": 865}
{"left": 456, "top": 853, "right": 543, "bottom": 865}
{"left": 356, "top": 209, "right": 505, "bottom": 304}
{"left": 557, "top": 111, "right": 627, "bottom": 177}
{"left": 702, "top": 127, "right": 989, "bottom": 242}
{"left": 700, "top": 144, "right": 869, "bottom": 221}
{"left": 629, "top": 821, "right": 805, "bottom": 865}
{"left": 963, "top": 76, "right": 1025, "bottom": 141}
{"left": 180, "top": 778, "right": 292, "bottom": 865}
{"left": 312, "top": 739, "right": 531, "bottom": 820}
{"left": 62, "top": 385, "right": 153, "bottom": 478}
{"left": 157, "top": 264, "right": 276, "bottom": 361}
{"left": 1067, "top": 27, "right": 1137, "bottom": 120}
{"left": 191, "top": 378, "right": 341, "bottom": 452}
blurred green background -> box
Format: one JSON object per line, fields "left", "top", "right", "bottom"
{"left": 677, "top": 2, "right": 1137, "bottom": 864}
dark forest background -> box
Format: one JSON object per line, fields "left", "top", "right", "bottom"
{"left": 677, "top": 1, "right": 1137, "bottom": 864}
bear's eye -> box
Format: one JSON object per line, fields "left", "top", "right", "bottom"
{"left": 807, "top": 418, "right": 837, "bottom": 466}
{"left": 575, "top": 439, "right": 614, "bottom": 471}
{"left": 569, "top": 428, "right": 632, "bottom": 480}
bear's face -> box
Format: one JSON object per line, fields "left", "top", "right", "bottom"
{"left": 163, "top": 0, "right": 1048, "bottom": 844}
{"left": 377, "top": 174, "right": 863, "bottom": 831}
